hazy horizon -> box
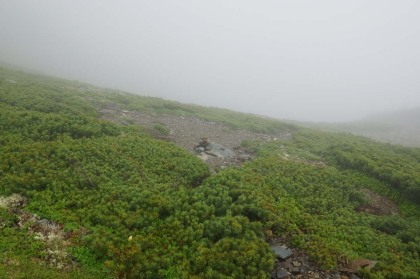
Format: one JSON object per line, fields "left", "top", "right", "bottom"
{"left": 1, "top": 1, "right": 419, "bottom": 122}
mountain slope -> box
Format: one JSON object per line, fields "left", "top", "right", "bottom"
{"left": 302, "top": 108, "right": 420, "bottom": 147}
{"left": 1, "top": 67, "right": 420, "bottom": 278}
{"left": 352, "top": 108, "right": 420, "bottom": 146}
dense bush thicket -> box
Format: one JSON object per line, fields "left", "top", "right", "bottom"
{"left": 0, "top": 69, "right": 273, "bottom": 278}
{"left": 1, "top": 68, "right": 420, "bottom": 278}
{"left": 285, "top": 129, "right": 420, "bottom": 203}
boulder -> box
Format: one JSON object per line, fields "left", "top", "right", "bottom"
{"left": 276, "top": 269, "right": 290, "bottom": 279}
{"left": 206, "top": 142, "right": 235, "bottom": 157}
{"left": 271, "top": 245, "right": 293, "bottom": 260}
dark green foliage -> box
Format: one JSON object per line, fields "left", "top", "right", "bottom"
{"left": 282, "top": 129, "right": 420, "bottom": 204}
{"left": 0, "top": 207, "right": 18, "bottom": 228}
{"left": 1, "top": 67, "right": 420, "bottom": 278}
{"left": 371, "top": 217, "right": 407, "bottom": 235}
{"left": 0, "top": 68, "right": 274, "bottom": 278}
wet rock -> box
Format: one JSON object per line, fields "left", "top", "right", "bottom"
{"left": 271, "top": 245, "right": 293, "bottom": 260}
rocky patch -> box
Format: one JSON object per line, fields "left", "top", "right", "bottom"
{"left": 0, "top": 194, "right": 75, "bottom": 270}
{"left": 270, "top": 237, "right": 375, "bottom": 279}
{"left": 100, "top": 105, "right": 290, "bottom": 171}
{"left": 99, "top": 105, "right": 288, "bottom": 154}
{"left": 193, "top": 137, "right": 255, "bottom": 171}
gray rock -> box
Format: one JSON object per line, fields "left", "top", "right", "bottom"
{"left": 271, "top": 245, "right": 293, "bottom": 260}
{"left": 206, "top": 142, "right": 235, "bottom": 158}
{"left": 276, "top": 269, "right": 290, "bottom": 279}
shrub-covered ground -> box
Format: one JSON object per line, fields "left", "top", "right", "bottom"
{"left": 1, "top": 67, "right": 419, "bottom": 278}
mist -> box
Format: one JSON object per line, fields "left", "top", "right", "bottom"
{"left": 1, "top": 0, "right": 419, "bottom": 122}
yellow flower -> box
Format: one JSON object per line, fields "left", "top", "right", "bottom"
{"left": 128, "top": 236, "right": 133, "bottom": 241}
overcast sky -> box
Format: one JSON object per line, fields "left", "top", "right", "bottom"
{"left": 1, "top": 1, "right": 419, "bottom": 122}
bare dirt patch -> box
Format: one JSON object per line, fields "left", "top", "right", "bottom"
{"left": 356, "top": 188, "right": 399, "bottom": 216}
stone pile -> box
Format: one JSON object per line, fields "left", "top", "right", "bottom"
{"left": 270, "top": 240, "right": 373, "bottom": 279}
{"left": 193, "top": 138, "right": 254, "bottom": 170}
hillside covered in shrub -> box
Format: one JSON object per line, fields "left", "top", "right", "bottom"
{"left": 1, "top": 67, "right": 420, "bottom": 278}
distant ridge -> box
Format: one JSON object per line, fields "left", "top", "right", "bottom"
{"left": 298, "top": 107, "right": 420, "bottom": 147}
{"left": 360, "top": 107, "right": 420, "bottom": 126}
{"left": 349, "top": 107, "right": 420, "bottom": 146}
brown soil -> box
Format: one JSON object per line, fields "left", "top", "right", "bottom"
{"left": 356, "top": 188, "right": 399, "bottom": 216}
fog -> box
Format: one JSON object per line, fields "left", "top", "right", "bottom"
{"left": 1, "top": 1, "right": 419, "bottom": 122}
